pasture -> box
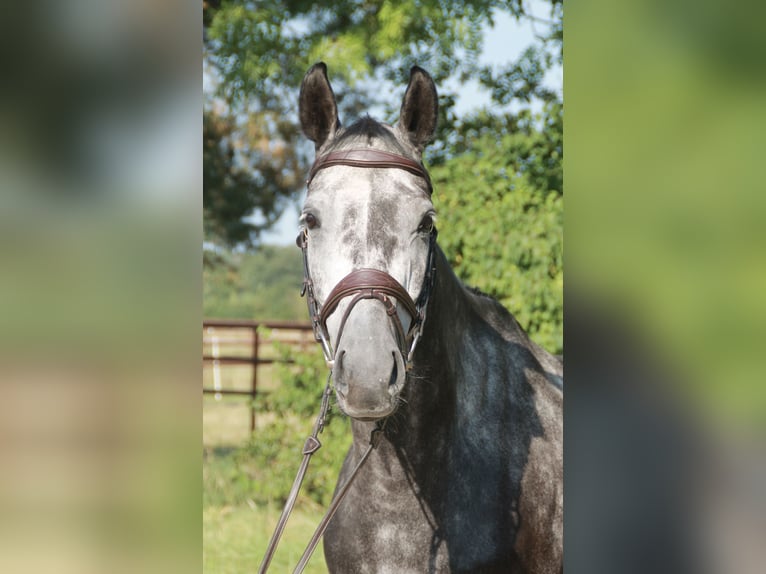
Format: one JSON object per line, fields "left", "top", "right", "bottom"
{"left": 203, "top": 322, "right": 331, "bottom": 574}
{"left": 204, "top": 503, "right": 327, "bottom": 574}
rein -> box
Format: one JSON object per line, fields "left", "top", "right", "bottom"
{"left": 257, "top": 149, "right": 437, "bottom": 574}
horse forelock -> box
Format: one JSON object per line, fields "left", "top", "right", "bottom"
{"left": 323, "top": 116, "right": 417, "bottom": 158}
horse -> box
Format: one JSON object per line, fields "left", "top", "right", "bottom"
{"left": 297, "top": 62, "right": 563, "bottom": 574}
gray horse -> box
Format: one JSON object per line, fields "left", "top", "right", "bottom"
{"left": 298, "top": 62, "right": 563, "bottom": 574}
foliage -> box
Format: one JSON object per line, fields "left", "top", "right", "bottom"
{"left": 203, "top": 244, "right": 306, "bottom": 320}
{"left": 433, "top": 103, "right": 563, "bottom": 353}
{"left": 203, "top": 106, "right": 302, "bottom": 252}
{"left": 204, "top": 339, "right": 351, "bottom": 508}
{"left": 203, "top": 0, "right": 562, "bottom": 251}
{"left": 242, "top": 340, "right": 352, "bottom": 506}
{"left": 203, "top": 0, "right": 563, "bottom": 341}
{"left": 203, "top": 1, "right": 563, "bottom": 348}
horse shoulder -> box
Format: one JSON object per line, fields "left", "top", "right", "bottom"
{"left": 472, "top": 294, "right": 563, "bottom": 572}
{"left": 514, "top": 365, "right": 563, "bottom": 573}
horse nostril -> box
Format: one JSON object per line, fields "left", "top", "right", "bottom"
{"left": 388, "top": 352, "right": 398, "bottom": 387}
{"left": 334, "top": 350, "right": 348, "bottom": 392}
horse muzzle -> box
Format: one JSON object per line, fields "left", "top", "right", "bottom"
{"left": 318, "top": 270, "right": 415, "bottom": 420}
{"left": 297, "top": 230, "right": 438, "bottom": 421}
{"left": 326, "top": 292, "right": 409, "bottom": 419}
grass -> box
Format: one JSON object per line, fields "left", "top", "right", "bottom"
{"left": 203, "top": 414, "right": 332, "bottom": 573}
{"left": 203, "top": 395, "right": 259, "bottom": 446}
{"left": 204, "top": 324, "right": 332, "bottom": 573}
{"left": 203, "top": 438, "right": 331, "bottom": 573}
{"left": 203, "top": 504, "right": 329, "bottom": 574}
{"left": 202, "top": 325, "right": 313, "bottom": 445}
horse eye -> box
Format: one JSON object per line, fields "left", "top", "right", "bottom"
{"left": 304, "top": 213, "right": 318, "bottom": 229}
{"left": 417, "top": 215, "right": 434, "bottom": 234}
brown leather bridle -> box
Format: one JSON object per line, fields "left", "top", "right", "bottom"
{"left": 298, "top": 148, "right": 437, "bottom": 371}
{"left": 258, "top": 148, "right": 437, "bottom": 574}
{"left": 307, "top": 148, "right": 434, "bottom": 194}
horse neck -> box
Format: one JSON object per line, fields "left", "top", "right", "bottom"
{"left": 349, "top": 247, "right": 471, "bottom": 457}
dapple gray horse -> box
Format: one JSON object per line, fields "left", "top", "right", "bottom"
{"left": 298, "top": 62, "right": 562, "bottom": 574}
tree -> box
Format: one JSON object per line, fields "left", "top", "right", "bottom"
{"left": 203, "top": 0, "right": 561, "bottom": 246}
{"left": 203, "top": 245, "right": 305, "bottom": 320}
{"left": 433, "top": 102, "right": 563, "bottom": 353}
{"left": 203, "top": 106, "right": 301, "bottom": 255}
{"left": 203, "top": 0, "right": 562, "bottom": 350}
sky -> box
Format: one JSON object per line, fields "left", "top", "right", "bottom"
{"left": 256, "top": 2, "right": 562, "bottom": 246}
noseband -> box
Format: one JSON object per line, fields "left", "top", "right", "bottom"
{"left": 298, "top": 148, "right": 437, "bottom": 370}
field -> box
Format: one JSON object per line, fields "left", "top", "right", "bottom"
{"left": 203, "top": 323, "right": 330, "bottom": 574}
{"left": 203, "top": 493, "right": 328, "bottom": 574}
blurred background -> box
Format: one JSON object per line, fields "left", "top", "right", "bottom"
{"left": 0, "top": 0, "right": 763, "bottom": 573}
{"left": 566, "top": 1, "right": 766, "bottom": 572}
{"left": 0, "top": 1, "right": 201, "bottom": 573}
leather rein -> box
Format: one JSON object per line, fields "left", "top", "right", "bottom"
{"left": 257, "top": 149, "right": 437, "bottom": 574}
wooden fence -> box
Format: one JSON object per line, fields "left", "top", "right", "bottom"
{"left": 202, "top": 319, "right": 314, "bottom": 432}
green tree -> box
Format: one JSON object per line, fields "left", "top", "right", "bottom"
{"left": 203, "top": 0, "right": 562, "bottom": 245}
{"left": 433, "top": 103, "right": 563, "bottom": 353}
{"left": 203, "top": 0, "right": 563, "bottom": 350}
{"left": 203, "top": 104, "right": 302, "bottom": 256}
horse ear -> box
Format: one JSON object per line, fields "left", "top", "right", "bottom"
{"left": 299, "top": 62, "right": 340, "bottom": 149}
{"left": 396, "top": 66, "right": 439, "bottom": 153}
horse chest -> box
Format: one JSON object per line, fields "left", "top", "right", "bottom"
{"left": 323, "top": 469, "right": 445, "bottom": 572}
{"left": 324, "top": 449, "right": 518, "bottom": 573}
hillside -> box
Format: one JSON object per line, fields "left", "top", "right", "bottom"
{"left": 203, "top": 245, "right": 306, "bottom": 320}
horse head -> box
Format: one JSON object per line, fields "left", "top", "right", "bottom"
{"left": 298, "top": 62, "right": 438, "bottom": 421}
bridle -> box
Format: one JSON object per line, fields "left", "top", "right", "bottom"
{"left": 307, "top": 148, "right": 433, "bottom": 193}
{"left": 258, "top": 148, "right": 437, "bottom": 574}
{"left": 299, "top": 148, "right": 437, "bottom": 371}
{"left": 297, "top": 227, "right": 436, "bottom": 373}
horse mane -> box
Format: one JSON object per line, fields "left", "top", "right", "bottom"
{"left": 464, "top": 282, "right": 530, "bottom": 341}
{"left": 466, "top": 285, "right": 495, "bottom": 301}
{"left": 326, "top": 116, "right": 413, "bottom": 156}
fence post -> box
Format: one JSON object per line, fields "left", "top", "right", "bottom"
{"left": 209, "top": 327, "right": 222, "bottom": 400}
{"left": 250, "top": 325, "right": 259, "bottom": 433}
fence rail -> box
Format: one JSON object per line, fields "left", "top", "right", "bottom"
{"left": 202, "top": 319, "right": 314, "bottom": 432}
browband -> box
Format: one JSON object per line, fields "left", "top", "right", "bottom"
{"left": 307, "top": 149, "right": 433, "bottom": 195}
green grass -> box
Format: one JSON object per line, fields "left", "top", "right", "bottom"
{"left": 203, "top": 396, "right": 253, "bottom": 446}
{"left": 203, "top": 325, "right": 334, "bottom": 573}
{"left": 203, "top": 419, "right": 331, "bottom": 573}
{"left": 203, "top": 388, "right": 330, "bottom": 573}
{"left": 203, "top": 503, "right": 329, "bottom": 574}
